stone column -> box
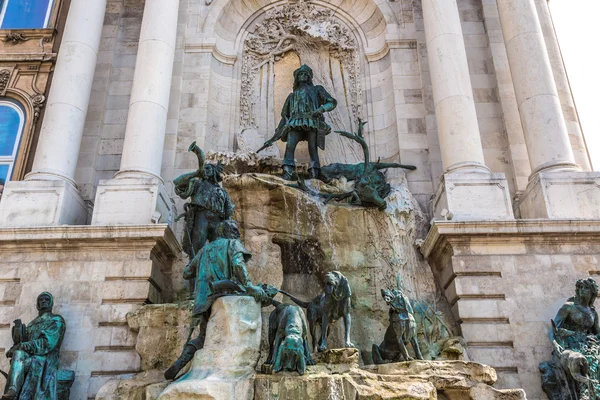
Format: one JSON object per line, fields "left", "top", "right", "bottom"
{"left": 423, "top": 0, "right": 513, "bottom": 220}
{"left": 498, "top": 0, "right": 600, "bottom": 218}
{"left": 0, "top": 0, "right": 107, "bottom": 227}
{"left": 497, "top": 0, "right": 577, "bottom": 175}
{"left": 534, "top": 0, "right": 591, "bottom": 171}
{"left": 91, "top": 0, "right": 179, "bottom": 225}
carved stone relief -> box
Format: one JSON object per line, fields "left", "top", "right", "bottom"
{"left": 239, "top": 0, "right": 364, "bottom": 164}
{"left": 0, "top": 69, "right": 11, "bottom": 95}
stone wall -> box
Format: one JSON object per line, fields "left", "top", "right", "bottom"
{"left": 70, "top": 0, "right": 577, "bottom": 219}
{"left": 422, "top": 220, "right": 600, "bottom": 400}
{"left": 0, "top": 225, "right": 180, "bottom": 399}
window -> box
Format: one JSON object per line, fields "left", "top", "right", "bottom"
{"left": 0, "top": 0, "right": 54, "bottom": 29}
{"left": 0, "top": 100, "right": 25, "bottom": 186}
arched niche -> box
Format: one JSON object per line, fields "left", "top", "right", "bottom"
{"left": 237, "top": 0, "right": 366, "bottom": 164}
{"left": 195, "top": 0, "right": 403, "bottom": 164}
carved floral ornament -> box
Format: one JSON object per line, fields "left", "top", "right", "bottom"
{"left": 0, "top": 69, "right": 11, "bottom": 93}
{"left": 3, "top": 32, "right": 29, "bottom": 45}
{"left": 240, "top": 0, "right": 363, "bottom": 128}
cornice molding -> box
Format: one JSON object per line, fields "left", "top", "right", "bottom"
{"left": 0, "top": 224, "right": 182, "bottom": 256}
{"left": 422, "top": 219, "right": 600, "bottom": 259}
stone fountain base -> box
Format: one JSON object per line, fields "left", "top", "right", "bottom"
{"left": 255, "top": 355, "right": 526, "bottom": 400}
{"left": 98, "top": 345, "right": 526, "bottom": 400}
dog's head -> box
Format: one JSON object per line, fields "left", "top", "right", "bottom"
{"left": 324, "top": 271, "right": 351, "bottom": 300}
{"left": 273, "top": 334, "right": 307, "bottom": 375}
{"left": 381, "top": 288, "right": 408, "bottom": 313}
{"left": 565, "top": 350, "right": 590, "bottom": 383}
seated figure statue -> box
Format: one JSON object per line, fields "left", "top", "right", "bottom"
{"left": 2, "top": 292, "right": 66, "bottom": 400}
{"left": 540, "top": 278, "right": 600, "bottom": 400}
{"left": 164, "top": 220, "right": 268, "bottom": 380}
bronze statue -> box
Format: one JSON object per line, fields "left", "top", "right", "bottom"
{"left": 285, "top": 271, "right": 354, "bottom": 352}
{"left": 174, "top": 142, "right": 234, "bottom": 293}
{"left": 265, "top": 301, "right": 313, "bottom": 375}
{"left": 540, "top": 278, "right": 600, "bottom": 399}
{"left": 2, "top": 292, "right": 66, "bottom": 400}
{"left": 292, "top": 120, "right": 416, "bottom": 210}
{"left": 372, "top": 288, "right": 423, "bottom": 364}
{"left": 258, "top": 64, "right": 337, "bottom": 181}
{"left": 164, "top": 220, "right": 268, "bottom": 380}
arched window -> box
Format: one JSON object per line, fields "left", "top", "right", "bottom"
{"left": 0, "top": 100, "right": 25, "bottom": 186}
{"left": 0, "top": 0, "right": 54, "bottom": 29}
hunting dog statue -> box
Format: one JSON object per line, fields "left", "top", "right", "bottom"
{"left": 285, "top": 271, "right": 354, "bottom": 352}
{"left": 372, "top": 288, "right": 423, "bottom": 363}
{"left": 265, "top": 301, "right": 313, "bottom": 375}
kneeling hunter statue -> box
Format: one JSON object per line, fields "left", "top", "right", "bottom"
{"left": 257, "top": 64, "right": 337, "bottom": 181}
{"left": 164, "top": 220, "right": 269, "bottom": 380}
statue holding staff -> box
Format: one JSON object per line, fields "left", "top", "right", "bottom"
{"left": 257, "top": 65, "right": 337, "bottom": 181}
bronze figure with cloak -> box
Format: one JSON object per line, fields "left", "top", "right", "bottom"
{"left": 2, "top": 292, "right": 66, "bottom": 400}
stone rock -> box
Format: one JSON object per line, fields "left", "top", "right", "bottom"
{"left": 222, "top": 173, "right": 458, "bottom": 363}
{"left": 95, "top": 370, "right": 169, "bottom": 400}
{"left": 127, "top": 301, "right": 194, "bottom": 371}
{"left": 158, "top": 296, "right": 262, "bottom": 400}
{"left": 254, "top": 373, "right": 437, "bottom": 400}
{"left": 254, "top": 360, "right": 526, "bottom": 400}
{"left": 377, "top": 360, "right": 497, "bottom": 389}
{"left": 312, "top": 347, "right": 359, "bottom": 366}
{"left": 468, "top": 383, "right": 527, "bottom": 400}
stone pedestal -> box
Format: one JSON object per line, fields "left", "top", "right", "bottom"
{"left": 91, "top": 177, "right": 173, "bottom": 226}
{"left": 433, "top": 173, "right": 514, "bottom": 221}
{"left": 519, "top": 171, "right": 600, "bottom": 219}
{"left": 158, "top": 296, "right": 262, "bottom": 400}
{"left": 0, "top": 180, "right": 88, "bottom": 227}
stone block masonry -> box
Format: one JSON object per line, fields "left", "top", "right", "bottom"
{"left": 422, "top": 220, "right": 600, "bottom": 400}
{"left": 0, "top": 225, "right": 180, "bottom": 400}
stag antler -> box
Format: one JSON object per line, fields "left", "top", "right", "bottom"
{"left": 334, "top": 118, "right": 369, "bottom": 175}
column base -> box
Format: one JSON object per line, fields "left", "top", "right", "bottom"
{"left": 433, "top": 172, "right": 514, "bottom": 221}
{"left": 91, "top": 177, "right": 173, "bottom": 226}
{"left": 0, "top": 180, "right": 88, "bottom": 227}
{"left": 518, "top": 170, "right": 600, "bottom": 219}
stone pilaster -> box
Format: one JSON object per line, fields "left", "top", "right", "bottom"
{"left": 92, "top": 0, "right": 179, "bottom": 225}
{"left": 422, "top": 0, "right": 513, "bottom": 220}
{"left": 0, "top": 0, "right": 107, "bottom": 227}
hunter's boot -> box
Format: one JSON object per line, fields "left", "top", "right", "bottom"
{"left": 164, "top": 344, "right": 196, "bottom": 380}
{"left": 309, "top": 168, "right": 330, "bottom": 184}
{"left": 282, "top": 165, "right": 295, "bottom": 181}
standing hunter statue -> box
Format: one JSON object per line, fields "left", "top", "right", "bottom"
{"left": 258, "top": 64, "right": 337, "bottom": 181}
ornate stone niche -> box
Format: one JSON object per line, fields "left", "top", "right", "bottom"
{"left": 238, "top": 0, "right": 366, "bottom": 165}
